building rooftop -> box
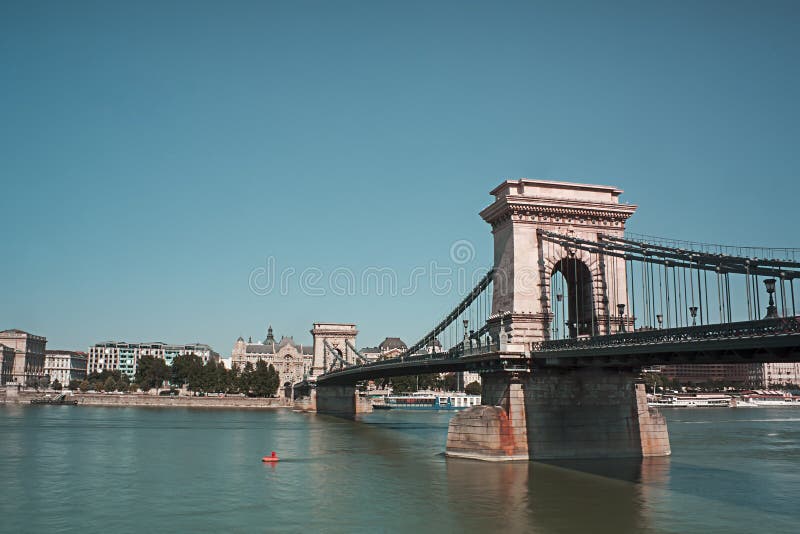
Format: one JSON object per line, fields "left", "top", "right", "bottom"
{"left": 46, "top": 350, "right": 87, "bottom": 357}
{"left": 379, "top": 337, "right": 407, "bottom": 350}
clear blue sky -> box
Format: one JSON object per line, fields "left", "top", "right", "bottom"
{"left": 2, "top": 0, "right": 798, "bottom": 354}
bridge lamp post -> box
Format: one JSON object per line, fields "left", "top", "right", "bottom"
{"left": 764, "top": 278, "right": 779, "bottom": 319}
{"left": 656, "top": 314, "right": 663, "bottom": 329}
{"left": 617, "top": 304, "right": 626, "bottom": 333}
{"left": 689, "top": 306, "right": 698, "bottom": 326}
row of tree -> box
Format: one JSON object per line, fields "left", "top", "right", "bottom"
{"left": 61, "top": 354, "right": 281, "bottom": 397}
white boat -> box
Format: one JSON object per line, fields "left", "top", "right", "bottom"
{"left": 734, "top": 394, "right": 800, "bottom": 407}
{"left": 381, "top": 391, "right": 481, "bottom": 410}
{"left": 648, "top": 394, "right": 731, "bottom": 408}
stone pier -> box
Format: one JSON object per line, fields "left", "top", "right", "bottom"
{"left": 314, "top": 384, "right": 373, "bottom": 417}
{"left": 446, "top": 368, "right": 670, "bottom": 461}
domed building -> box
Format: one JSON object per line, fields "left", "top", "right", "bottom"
{"left": 231, "top": 326, "right": 314, "bottom": 396}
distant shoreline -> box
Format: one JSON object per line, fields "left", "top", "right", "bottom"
{"left": 1, "top": 390, "right": 290, "bottom": 410}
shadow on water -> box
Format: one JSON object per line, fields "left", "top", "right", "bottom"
{"left": 444, "top": 456, "right": 670, "bottom": 534}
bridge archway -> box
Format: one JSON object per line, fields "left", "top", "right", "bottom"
{"left": 549, "top": 256, "right": 596, "bottom": 339}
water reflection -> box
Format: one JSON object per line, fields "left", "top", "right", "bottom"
{"left": 445, "top": 457, "right": 670, "bottom": 533}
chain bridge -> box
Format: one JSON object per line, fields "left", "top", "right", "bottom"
{"left": 298, "top": 179, "right": 800, "bottom": 461}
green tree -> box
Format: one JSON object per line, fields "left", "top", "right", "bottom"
{"left": 104, "top": 376, "right": 117, "bottom": 392}
{"left": 79, "top": 380, "right": 90, "bottom": 392}
{"left": 390, "top": 375, "right": 418, "bottom": 394}
{"left": 171, "top": 353, "right": 203, "bottom": 388}
{"left": 135, "top": 355, "right": 170, "bottom": 391}
{"left": 250, "top": 360, "right": 279, "bottom": 397}
{"left": 116, "top": 372, "right": 131, "bottom": 392}
{"left": 465, "top": 381, "right": 481, "bottom": 395}
{"left": 52, "top": 379, "right": 63, "bottom": 391}
{"left": 68, "top": 379, "right": 80, "bottom": 390}
{"left": 239, "top": 362, "right": 254, "bottom": 395}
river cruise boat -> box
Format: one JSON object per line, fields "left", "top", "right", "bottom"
{"left": 734, "top": 393, "right": 800, "bottom": 407}
{"left": 648, "top": 393, "right": 731, "bottom": 408}
{"left": 381, "top": 391, "right": 481, "bottom": 410}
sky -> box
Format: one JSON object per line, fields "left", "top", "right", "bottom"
{"left": 2, "top": 0, "right": 799, "bottom": 355}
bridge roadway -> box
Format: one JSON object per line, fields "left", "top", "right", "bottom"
{"left": 316, "top": 318, "right": 800, "bottom": 385}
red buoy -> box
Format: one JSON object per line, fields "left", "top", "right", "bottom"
{"left": 262, "top": 451, "right": 279, "bottom": 463}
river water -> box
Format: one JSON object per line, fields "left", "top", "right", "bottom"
{"left": 1, "top": 405, "right": 799, "bottom": 533}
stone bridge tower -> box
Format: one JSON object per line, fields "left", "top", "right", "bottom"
{"left": 479, "top": 179, "right": 637, "bottom": 347}
{"left": 309, "top": 323, "right": 358, "bottom": 378}
{"left": 445, "top": 179, "right": 669, "bottom": 462}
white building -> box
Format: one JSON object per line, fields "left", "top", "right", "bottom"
{"left": 752, "top": 363, "right": 800, "bottom": 388}
{"left": 0, "top": 329, "right": 47, "bottom": 385}
{"left": 87, "top": 341, "right": 220, "bottom": 379}
{"left": 44, "top": 350, "right": 87, "bottom": 385}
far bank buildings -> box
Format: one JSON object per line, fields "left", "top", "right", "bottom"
{"left": 231, "top": 326, "right": 313, "bottom": 391}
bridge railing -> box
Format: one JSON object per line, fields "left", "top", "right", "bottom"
{"left": 532, "top": 317, "right": 800, "bottom": 353}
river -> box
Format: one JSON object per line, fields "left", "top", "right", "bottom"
{"left": 1, "top": 405, "right": 799, "bottom": 533}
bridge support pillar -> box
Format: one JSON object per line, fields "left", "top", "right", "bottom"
{"left": 446, "top": 368, "right": 670, "bottom": 461}
{"left": 315, "top": 384, "right": 373, "bottom": 417}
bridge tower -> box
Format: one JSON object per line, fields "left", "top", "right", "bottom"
{"left": 479, "top": 179, "right": 637, "bottom": 345}
{"left": 310, "top": 323, "right": 359, "bottom": 378}
{"left": 446, "top": 179, "right": 670, "bottom": 461}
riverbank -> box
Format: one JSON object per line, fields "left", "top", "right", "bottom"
{"left": 0, "top": 389, "right": 288, "bottom": 409}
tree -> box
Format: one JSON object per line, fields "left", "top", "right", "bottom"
{"left": 104, "top": 377, "right": 117, "bottom": 392}
{"left": 238, "top": 362, "right": 254, "bottom": 395}
{"left": 116, "top": 372, "right": 131, "bottom": 392}
{"left": 439, "top": 373, "right": 457, "bottom": 392}
{"left": 391, "top": 373, "right": 439, "bottom": 394}
{"left": 465, "top": 381, "right": 481, "bottom": 395}
{"left": 38, "top": 376, "right": 50, "bottom": 390}
{"left": 390, "top": 375, "right": 418, "bottom": 394}
{"left": 135, "top": 355, "right": 170, "bottom": 391}
{"left": 52, "top": 379, "right": 63, "bottom": 391}
{"left": 79, "top": 380, "right": 90, "bottom": 392}
{"left": 171, "top": 353, "right": 203, "bottom": 388}
{"left": 68, "top": 379, "right": 81, "bottom": 390}
{"left": 250, "top": 360, "right": 279, "bottom": 397}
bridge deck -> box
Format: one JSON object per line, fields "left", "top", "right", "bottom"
{"left": 314, "top": 318, "right": 800, "bottom": 385}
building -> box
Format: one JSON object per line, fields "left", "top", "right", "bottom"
{"left": 87, "top": 341, "right": 220, "bottom": 379}
{"left": 750, "top": 363, "right": 800, "bottom": 388}
{"left": 0, "top": 329, "right": 47, "bottom": 385}
{"left": 44, "top": 350, "right": 87, "bottom": 385}
{"left": 659, "top": 363, "right": 756, "bottom": 386}
{"left": 359, "top": 337, "right": 408, "bottom": 362}
{"left": 231, "top": 326, "right": 313, "bottom": 394}
{"left": 0, "top": 344, "right": 14, "bottom": 385}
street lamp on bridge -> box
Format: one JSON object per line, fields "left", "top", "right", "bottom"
{"left": 656, "top": 314, "right": 663, "bottom": 329}
{"left": 764, "top": 278, "right": 779, "bottom": 319}
{"left": 617, "top": 303, "right": 626, "bottom": 333}
{"left": 689, "top": 306, "right": 698, "bottom": 326}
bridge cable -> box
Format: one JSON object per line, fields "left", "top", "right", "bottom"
{"left": 696, "top": 260, "right": 704, "bottom": 326}
{"left": 704, "top": 269, "right": 710, "bottom": 325}
{"left": 745, "top": 264, "right": 752, "bottom": 321}
{"left": 629, "top": 257, "right": 636, "bottom": 332}
{"left": 658, "top": 260, "right": 678, "bottom": 328}
{"left": 781, "top": 275, "right": 788, "bottom": 317}
{"left": 726, "top": 272, "right": 733, "bottom": 322}
{"left": 683, "top": 266, "right": 689, "bottom": 327}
